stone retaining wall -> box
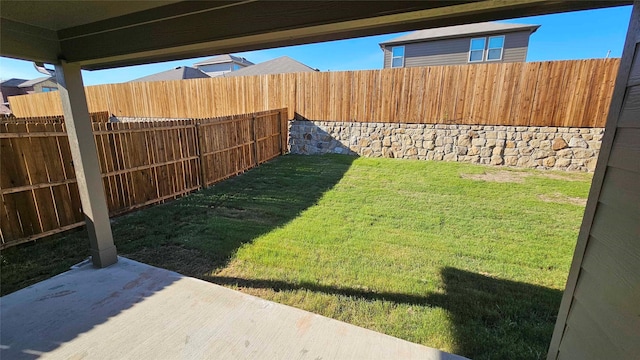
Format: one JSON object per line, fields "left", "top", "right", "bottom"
{"left": 288, "top": 120, "right": 603, "bottom": 172}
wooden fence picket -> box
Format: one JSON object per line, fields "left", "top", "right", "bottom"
{"left": 7, "top": 60, "right": 619, "bottom": 127}
{"left": 0, "top": 109, "right": 287, "bottom": 249}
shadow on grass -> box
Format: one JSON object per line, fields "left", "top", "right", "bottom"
{"left": 1, "top": 154, "right": 356, "bottom": 296}
{"left": 117, "top": 154, "right": 356, "bottom": 274}
{"left": 1, "top": 153, "right": 356, "bottom": 359}
{"left": 429, "top": 268, "right": 562, "bottom": 359}
{"left": 205, "top": 267, "right": 562, "bottom": 360}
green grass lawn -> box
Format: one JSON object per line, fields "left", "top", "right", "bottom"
{"left": 0, "top": 154, "right": 592, "bottom": 360}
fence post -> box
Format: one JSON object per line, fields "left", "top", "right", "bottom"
{"left": 277, "top": 110, "right": 284, "bottom": 155}
{"left": 195, "top": 121, "right": 207, "bottom": 188}
{"left": 280, "top": 109, "right": 288, "bottom": 155}
{"left": 250, "top": 116, "right": 259, "bottom": 166}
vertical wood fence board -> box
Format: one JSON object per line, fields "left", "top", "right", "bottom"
{"left": 0, "top": 109, "right": 286, "bottom": 248}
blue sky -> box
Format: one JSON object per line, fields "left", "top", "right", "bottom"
{"left": 0, "top": 5, "right": 631, "bottom": 86}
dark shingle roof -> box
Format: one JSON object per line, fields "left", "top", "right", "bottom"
{"left": 130, "top": 66, "right": 211, "bottom": 82}
{"left": 1, "top": 78, "right": 28, "bottom": 87}
{"left": 380, "top": 22, "right": 540, "bottom": 47}
{"left": 223, "top": 56, "right": 317, "bottom": 77}
{"left": 193, "top": 54, "right": 254, "bottom": 67}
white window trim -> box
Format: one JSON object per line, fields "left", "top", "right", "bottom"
{"left": 468, "top": 37, "right": 485, "bottom": 63}
{"left": 486, "top": 35, "right": 505, "bottom": 62}
{"left": 391, "top": 46, "right": 405, "bottom": 68}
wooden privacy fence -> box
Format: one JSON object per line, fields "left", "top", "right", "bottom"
{"left": 198, "top": 111, "right": 287, "bottom": 186}
{"left": 8, "top": 59, "right": 619, "bottom": 127}
{"left": 0, "top": 109, "right": 288, "bottom": 249}
{"left": 0, "top": 111, "right": 110, "bottom": 124}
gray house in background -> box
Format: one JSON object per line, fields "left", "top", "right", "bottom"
{"left": 18, "top": 77, "right": 58, "bottom": 93}
{"left": 130, "top": 66, "right": 210, "bottom": 82}
{"left": 380, "top": 22, "right": 540, "bottom": 68}
{"left": 2, "top": 77, "right": 57, "bottom": 99}
{"left": 222, "top": 56, "right": 317, "bottom": 77}
{"left": 1, "top": 77, "right": 57, "bottom": 114}
{"left": 193, "top": 54, "right": 254, "bottom": 77}
{"left": 127, "top": 55, "right": 314, "bottom": 83}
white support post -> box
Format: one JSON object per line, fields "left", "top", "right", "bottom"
{"left": 55, "top": 61, "right": 117, "bottom": 268}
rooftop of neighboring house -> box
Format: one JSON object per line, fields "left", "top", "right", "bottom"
{"left": 1, "top": 78, "right": 29, "bottom": 87}
{"left": 223, "top": 56, "right": 317, "bottom": 77}
{"left": 379, "top": 22, "right": 540, "bottom": 47}
{"left": 1, "top": 77, "right": 56, "bottom": 88}
{"left": 193, "top": 54, "right": 254, "bottom": 67}
{"left": 0, "top": 103, "right": 12, "bottom": 115}
{"left": 17, "top": 76, "right": 55, "bottom": 88}
{"left": 130, "top": 66, "right": 211, "bottom": 82}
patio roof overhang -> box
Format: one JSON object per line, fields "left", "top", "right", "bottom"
{"left": 0, "top": 0, "right": 631, "bottom": 70}
{"left": 1, "top": 1, "right": 638, "bottom": 359}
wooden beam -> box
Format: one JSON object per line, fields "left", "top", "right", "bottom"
{"left": 55, "top": 61, "right": 117, "bottom": 268}
{"left": 56, "top": 0, "right": 630, "bottom": 70}
{"left": 0, "top": 18, "right": 60, "bottom": 64}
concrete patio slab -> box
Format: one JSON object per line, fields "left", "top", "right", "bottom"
{"left": 1, "top": 257, "right": 467, "bottom": 360}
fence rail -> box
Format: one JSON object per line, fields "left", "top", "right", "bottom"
{"left": 0, "top": 111, "right": 111, "bottom": 124}
{"left": 0, "top": 109, "right": 288, "bottom": 249}
{"left": 7, "top": 59, "right": 619, "bottom": 127}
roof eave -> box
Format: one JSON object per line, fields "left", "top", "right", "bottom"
{"left": 0, "top": 0, "right": 630, "bottom": 70}
{"left": 379, "top": 24, "right": 542, "bottom": 48}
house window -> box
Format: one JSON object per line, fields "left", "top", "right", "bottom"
{"left": 233, "top": 64, "right": 241, "bottom": 71}
{"left": 487, "top": 36, "right": 505, "bottom": 61}
{"left": 42, "top": 87, "right": 57, "bottom": 92}
{"left": 391, "top": 46, "right": 405, "bottom": 68}
{"left": 469, "top": 38, "right": 485, "bottom": 62}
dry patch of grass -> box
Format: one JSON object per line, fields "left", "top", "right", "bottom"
{"left": 537, "top": 172, "right": 591, "bottom": 182}
{"left": 461, "top": 168, "right": 592, "bottom": 185}
{"left": 460, "top": 170, "right": 531, "bottom": 183}
{"left": 539, "top": 193, "right": 587, "bottom": 206}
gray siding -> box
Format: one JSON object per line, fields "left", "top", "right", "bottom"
{"left": 198, "top": 62, "right": 250, "bottom": 77}
{"left": 383, "top": 48, "right": 391, "bottom": 68}
{"left": 198, "top": 63, "right": 233, "bottom": 73}
{"left": 548, "top": 4, "right": 640, "bottom": 359}
{"left": 383, "top": 31, "right": 531, "bottom": 68}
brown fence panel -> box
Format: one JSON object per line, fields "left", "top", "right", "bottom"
{"left": 0, "top": 109, "right": 286, "bottom": 249}
{"left": 0, "top": 123, "right": 84, "bottom": 246}
{"left": 198, "top": 116, "right": 254, "bottom": 186}
{"left": 0, "top": 111, "right": 110, "bottom": 124}
{"left": 287, "top": 59, "right": 619, "bottom": 127}
{"left": 197, "top": 109, "right": 287, "bottom": 187}
{"left": 92, "top": 120, "right": 201, "bottom": 216}
{"left": 7, "top": 59, "right": 620, "bottom": 128}
{"left": 254, "top": 111, "right": 285, "bottom": 164}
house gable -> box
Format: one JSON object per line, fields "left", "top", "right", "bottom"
{"left": 380, "top": 22, "right": 539, "bottom": 68}
{"left": 382, "top": 30, "right": 533, "bottom": 67}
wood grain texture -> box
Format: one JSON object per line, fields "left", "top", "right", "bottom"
{"left": 7, "top": 60, "right": 618, "bottom": 127}
{"left": 0, "top": 109, "right": 287, "bottom": 249}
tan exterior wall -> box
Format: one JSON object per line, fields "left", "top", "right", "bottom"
{"left": 548, "top": 3, "right": 640, "bottom": 359}
{"left": 383, "top": 30, "right": 531, "bottom": 68}
{"left": 33, "top": 78, "right": 58, "bottom": 93}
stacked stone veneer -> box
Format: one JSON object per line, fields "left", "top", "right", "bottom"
{"left": 289, "top": 120, "right": 604, "bottom": 172}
